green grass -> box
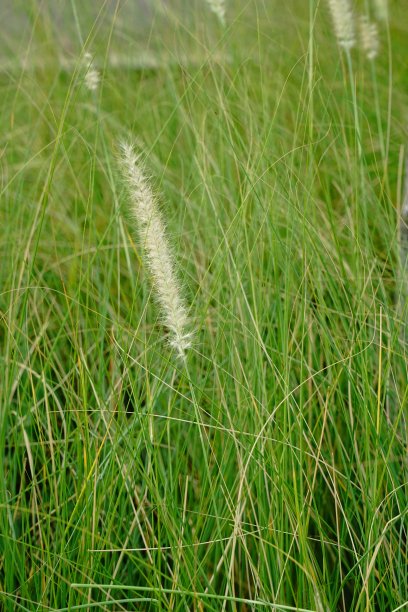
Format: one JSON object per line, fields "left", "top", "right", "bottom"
{"left": 0, "top": 1, "right": 407, "bottom": 610}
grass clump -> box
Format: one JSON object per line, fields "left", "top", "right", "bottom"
{"left": 0, "top": 1, "right": 406, "bottom": 610}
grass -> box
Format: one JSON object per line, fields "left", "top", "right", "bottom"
{"left": 0, "top": 0, "right": 407, "bottom": 610}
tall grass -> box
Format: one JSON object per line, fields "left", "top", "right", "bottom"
{"left": 0, "top": 1, "right": 407, "bottom": 610}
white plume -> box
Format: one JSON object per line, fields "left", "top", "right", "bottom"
{"left": 119, "top": 142, "right": 192, "bottom": 359}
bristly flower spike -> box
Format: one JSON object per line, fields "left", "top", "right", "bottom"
{"left": 83, "top": 52, "right": 100, "bottom": 92}
{"left": 359, "top": 15, "right": 380, "bottom": 61}
{"left": 327, "top": 0, "right": 356, "bottom": 51}
{"left": 119, "top": 142, "right": 192, "bottom": 359}
{"left": 373, "top": 0, "right": 388, "bottom": 22}
{"left": 205, "top": 0, "right": 226, "bottom": 27}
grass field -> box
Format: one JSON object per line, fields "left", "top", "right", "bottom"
{"left": 1, "top": 1, "right": 407, "bottom": 610}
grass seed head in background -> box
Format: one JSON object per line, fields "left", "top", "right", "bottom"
{"left": 83, "top": 52, "right": 100, "bottom": 91}
{"left": 359, "top": 15, "right": 380, "bottom": 60}
{"left": 119, "top": 142, "right": 192, "bottom": 360}
{"left": 373, "top": 0, "right": 388, "bottom": 21}
{"left": 327, "top": 0, "right": 356, "bottom": 51}
{"left": 205, "top": 0, "right": 226, "bottom": 27}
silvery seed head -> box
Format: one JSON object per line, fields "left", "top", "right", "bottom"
{"left": 83, "top": 52, "right": 100, "bottom": 92}
{"left": 373, "top": 0, "right": 388, "bottom": 21}
{"left": 205, "top": 0, "right": 226, "bottom": 27}
{"left": 359, "top": 16, "right": 380, "bottom": 61}
{"left": 327, "top": 0, "right": 356, "bottom": 51}
{"left": 119, "top": 142, "right": 193, "bottom": 359}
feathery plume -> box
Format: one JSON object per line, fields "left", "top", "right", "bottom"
{"left": 327, "top": 0, "right": 356, "bottom": 51}
{"left": 373, "top": 0, "right": 388, "bottom": 21}
{"left": 359, "top": 15, "right": 380, "bottom": 60}
{"left": 119, "top": 142, "right": 192, "bottom": 359}
{"left": 83, "top": 52, "right": 100, "bottom": 92}
{"left": 205, "top": 0, "right": 226, "bottom": 27}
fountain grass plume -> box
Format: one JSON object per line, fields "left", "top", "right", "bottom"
{"left": 205, "top": 0, "right": 226, "bottom": 27}
{"left": 83, "top": 52, "right": 100, "bottom": 91}
{"left": 119, "top": 142, "right": 192, "bottom": 359}
{"left": 327, "top": 0, "right": 356, "bottom": 51}
{"left": 373, "top": 0, "right": 388, "bottom": 21}
{"left": 359, "top": 15, "right": 380, "bottom": 61}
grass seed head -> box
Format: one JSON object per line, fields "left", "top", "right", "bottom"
{"left": 119, "top": 142, "right": 192, "bottom": 359}
{"left": 83, "top": 52, "right": 100, "bottom": 92}
{"left": 205, "top": 0, "right": 226, "bottom": 27}
{"left": 327, "top": 0, "right": 356, "bottom": 51}
{"left": 359, "top": 15, "right": 380, "bottom": 61}
{"left": 373, "top": 0, "right": 388, "bottom": 21}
